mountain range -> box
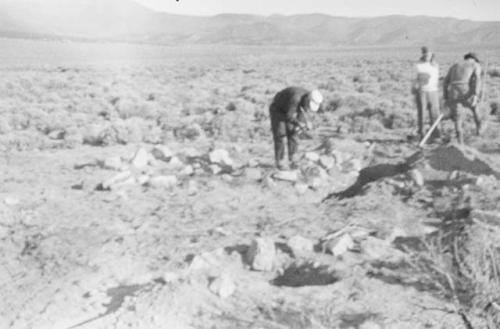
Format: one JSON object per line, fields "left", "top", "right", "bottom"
{"left": 1, "top": 0, "right": 499, "bottom": 46}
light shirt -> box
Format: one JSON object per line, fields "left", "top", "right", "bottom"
{"left": 415, "top": 62, "right": 439, "bottom": 92}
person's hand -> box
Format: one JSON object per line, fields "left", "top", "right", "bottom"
{"left": 305, "top": 121, "right": 313, "bottom": 131}
{"left": 471, "top": 95, "right": 479, "bottom": 107}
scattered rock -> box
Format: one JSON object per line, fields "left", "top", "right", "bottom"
{"left": 408, "top": 169, "right": 424, "bottom": 187}
{"left": 180, "top": 165, "right": 194, "bottom": 176}
{"left": 246, "top": 237, "right": 276, "bottom": 271}
{"left": 209, "top": 149, "right": 234, "bottom": 167}
{"left": 387, "top": 227, "right": 409, "bottom": 242}
{"left": 178, "top": 123, "right": 205, "bottom": 141}
{"left": 209, "top": 273, "right": 236, "bottom": 299}
{"left": 48, "top": 129, "right": 65, "bottom": 140}
{"left": 360, "top": 321, "right": 382, "bottom": 329}
{"left": 248, "top": 158, "right": 260, "bottom": 167}
{"left": 137, "top": 175, "right": 150, "bottom": 185}
{"left": 151, "top": 145, "right": 173, "bottom": 162}
{"left": 100, "top": 170, "right": 135, "bottom": 190}
{"left": 331, "top": 150, "right": 345, "bottom": 166}
{"left": 189, "top": 249, "right": 225, "bottom": 271}
{"left": 325, "top": 234, "right": 355, "bottom": 256}
{"left": 304, "top": 152, "right": 320, "bottom": 162}
{"left": 4, "top": 197, "right": 20, "bottom": 206}
{"left": 471, "top": 209, "right": 500, "bottom": 225}
{"left": 187, "top": 180, "right": 198, "bottom": 196}
{"left": 166, "top": 156, "right": 184, "bottom": 170}
{"left": 100, "top": 156, "right": 123, "bottom": 171}
{"left": 287, "top": 235, "right": 315, "bottom": 255}
{"left": 295, "top": 183, "right": 309, "bottom": 194}
{"left": 221, "top": 174, "right": 233, "bottom": 182}
{"left": 209, "top": 164, "right": 222, "bottom": 175}
{"left": 182, "top": 147, "right": 203, "bottom": 158}
{"left": 148, "top": 175, "right": 178, "bottom": 189}
{"left": 319, "top": 155, "right": 335, "bottom": 169}
{"left": 361, "top": 236, "right": 405, "bottom": 262}
{"left": 475, "top": 175, "right": 497, "bottom": 189}
{"left": 245, "top": 168, "right": 262, "bottom": 181}
{"left": 131, "top": 148, "right": 151, "bottom": 169}
{"left": 162, "top": 272, "right": 180, "bottom": 283}
{"left": 264, "top": 175, "right": 277, "bottom": 188}
{"left": 273, "top": 170, "right": 298, "bottom": 182}
{"left": 342, "top": 158, "right": 362, "bottom": 173}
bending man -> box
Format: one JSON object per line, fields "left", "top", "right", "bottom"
{"left": 269, "top": 87, "right": 323, "bottom": 170}
{"left": 443, "top": 52, "right": 483, "bottom": 144}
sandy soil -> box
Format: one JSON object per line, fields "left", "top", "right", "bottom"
{"left": 1, "top": 40, "right": 500, "bottom": 329}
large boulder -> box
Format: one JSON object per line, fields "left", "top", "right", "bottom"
{"left": 246, "top": 237, "right": 276, "bottom": 271}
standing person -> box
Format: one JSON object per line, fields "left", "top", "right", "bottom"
{"left": 443, "top": 52, "right": 483, "bottom": 144}
{"left": 269, "top": 87, "right": 323, "bottom": 170}
{"left": 412, "top": 46, "right": 441, "bottom": 141}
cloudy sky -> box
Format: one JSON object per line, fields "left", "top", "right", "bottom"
{"left": 134, "top": 0, "right": 500, "bottom": 21}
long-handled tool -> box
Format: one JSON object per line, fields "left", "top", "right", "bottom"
{"left": 418, "top": 113, "right": 444, "bottom": 148}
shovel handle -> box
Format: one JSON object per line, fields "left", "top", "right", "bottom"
{"left": 419, "top": 113, "right": 444, "bottom": 148}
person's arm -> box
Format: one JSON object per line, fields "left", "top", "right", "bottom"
{"left": 443, "top": 67, "right": 451, "bottom": 100}
{"left": 470, "top": 64, "right": 482, "bottom": 107}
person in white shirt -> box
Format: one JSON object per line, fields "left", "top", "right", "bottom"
{"left": 412, "top": 47, "right": 441, "bottom": 141}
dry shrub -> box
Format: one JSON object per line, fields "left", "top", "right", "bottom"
{"left": 409, "top": 223, "right": 500, "bottom": 328}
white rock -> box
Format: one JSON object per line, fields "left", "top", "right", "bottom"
{"left": 101, "top": 171, "right": 134, "bottom": 190}
{"left": 131, "top": 148, "right": 151, "bottom": 169}
{"left": 295, "top": 183, "right": 309, "bottom": 194}
{"left": 221, "top": 174, "right": 233, "bottom": 182}
{"left": 180, "top": 165, "right": 194, "bottom": 176}
{"left": 245, "top": 168, "right": 262, "bottom": 181}
{"left": 409, "top": 169, "right": 424, "bottom": 187}
{"left": 331, "top": 150, "right": 345, "bottom": 166}
{"left": 248, "top": 158, "right": 260, "bottom": 167}
{"left": 187, "top": 180, "right": 198, "bottom": 196}
{"left": 209, "top": 149, "right": 234, "bottom": 166}
{"left": 4, "top": 197, "right": 20, "bottom": 206}
{"left": 304, "top": 152, "right": 320, "bottom": 162}
{"left": 183, "top": 147, "right": 202, "bottom": 158}
{"left": 361, "top": 236, "right": 405, "bottom": 262}
{"left": 209, "top": 273, "right": 236, "bottom": 299}
{"left": 149, "top": 176, "right": 178, "bottom": 188}
{"left": 327, "top": 234, "right": 355, "bottom": 256}
{"left": 162, "top": 272, "right": 180, "bottom": 283}
{"left": 342, "top": 159, "right": 363, "bottom": 173}
{"left": 319, "top": 155, "right": 335, "bottom": 169}
{"left": 189, "top": 249, "right": 225, "bottom": 271}
{"left": 101, "top": 156, "right": 123, "bottom": 171}
{"left": 264, "top": 175, "right": 277, "bottom": 188}
{"left": 167, "top": 156, "right": 184, "bottom": 170}
{"left": 210, "top": 164, "right": 222, "bottom": 175}
{"left": 273, "top": 170, "right": 298, "bottom": 182}
{"left": 151, "top": 145, "right": 173, "bottom": 162}
{"left": 246, "top": 237, "right": 276, "bottom": 271}
{"left": 48, "top": 129, "right": 65, "bottom": 140}
{"left": 287, "top": 235, "right": 315, "bottom": 255}
{"left": 137, "top": 175, "right": 150, "bottom": 185}
{"left": 360, "top": 321, "right": 382, "bottom": 329}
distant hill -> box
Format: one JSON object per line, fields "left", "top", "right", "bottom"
{"left": 1, "top": 0, "right": 500, "bottom": 46}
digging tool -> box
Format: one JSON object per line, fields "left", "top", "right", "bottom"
{"left": 418, "top": 113, "right": 444, "bottom": 148}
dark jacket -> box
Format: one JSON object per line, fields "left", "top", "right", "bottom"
{"left": 269, "top": 87, "right": 310, "bottom": 127}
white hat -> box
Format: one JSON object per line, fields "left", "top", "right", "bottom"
{"left": 309, "top": 89, "right": 323, "bottom": 112}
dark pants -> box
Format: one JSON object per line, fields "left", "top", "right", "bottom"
{"left": 415, "top": 90, "right": 441, "bottom": 139}
{"left": 270, "top": 106, "right": 298, "bottom": 168}
{"left": 447, "top": 84, "right": 482, "bottom": 144}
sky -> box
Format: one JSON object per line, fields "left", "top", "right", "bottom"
{"left": 133, "top": 0, "right": 500, "bottom": 21}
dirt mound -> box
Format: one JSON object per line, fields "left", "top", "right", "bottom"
{"left": 427, "top": 144, "right": 500, "bottom": 179}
